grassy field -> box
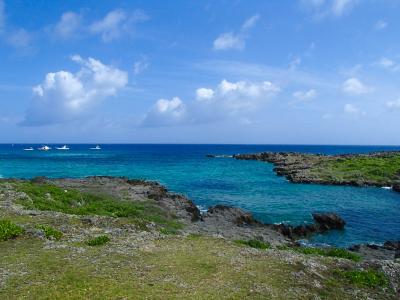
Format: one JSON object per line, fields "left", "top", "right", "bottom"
{"left": 0, "top": 235, "right": 394, "bottom": 300}
{"left": 310, "top": 154, "right": 400, "bottom": 185}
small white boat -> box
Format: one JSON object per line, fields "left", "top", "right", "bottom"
{"left": 90, "top": 145, "right": 101, "bottom": 150}
{"left": 38, "top": 145, "right": 51, "bottom": 151}
{"left": 23, "top": 147, "right": 34, "bottom": 151}
{"left": 56, "top": 145, "right": 70, "bottom": 150}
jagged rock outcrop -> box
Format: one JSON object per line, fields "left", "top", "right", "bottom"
{"left": 272, "top": 212, "right": 346, "bottom": 239}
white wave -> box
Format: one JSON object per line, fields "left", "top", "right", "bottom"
{"left": 196, "top": 205, "right": 208, "bottom": 213}
{"left": 381, "top": 186, "right": 392, "bottom": 190}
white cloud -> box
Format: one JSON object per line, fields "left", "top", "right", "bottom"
{"left": 89, "top": 9, "right": 149, "bottom": 42}
{"left": 22, "top": 56, "right": 128, "bottom": 126}
{"left": 331, "top": 0, "right": 356, "bottom": 16}
{"left": 386, "top": 98, "right": 400, "bottom": 110}
{"left": 133, "top": 56, "right": 149, "bottom": 75}
{"left": 142, "top": 97, "right": 186, "bottom": 126}
{"left": 213, "top": 33, "right": 245, "bottom": 51}
{"left": 213, "top": 14, "right": 259, "bottom": 50}
{"left": 293, "top": 89, "right": 317, "bottom": 101}
{"left": 301, "top": 0, "right": 358, "bottom": 18}
{"left": 142, "top": 79, "right": 280, "bottom": 127}
{"left": 342, "top": 78, "right": 372, "bottom": 95}
{"left": 196, "top": 88, "right": 214, "bottom": 101}
{"left": 374, "top": 57, "right": 400, "bottom": 72}
{"left": 344, "top": 103, "right": 365, "bottom": 116}
{"left": 374, "top": 20, "right": 387, "bottom": 30}
{"left": 53, "top": 12, "right": 82, "bottom": 39}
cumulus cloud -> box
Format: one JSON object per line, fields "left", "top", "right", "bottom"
{"left": 213, "top": 14, "right": 259, "bottom": 50}
{"left": 344, "top": 103, "right": 365, "bottom": 116}
{"left": 53, "top": 12, "right": 82, "bottom": 39}
{"left": 342, "top": 78, "right": 372, "bottom": 95}
{"left": 22, "top": 56, "right": 128, "bottom": 126}
{"left": 386, "top": 98, "right": 400, "bottom": 110}
{"left": 292, "top": 89, "right": 317, "bottom": 101}
{"left": 196, "top": 88, "right": 214, "bottom": 101}
{"left": 89, "top": 9, "right": 149, "bottom": 42}
{"left": 301, "top": 0, "right": 359, "bottom": 18}
{"left": 142, "top": 97, "right": 187, "bottom": 126}
{"left": 142, "top": 79, "right": 280, "bottom": 127}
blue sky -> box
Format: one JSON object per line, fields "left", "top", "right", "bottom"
{"left": 0, "top": 0, "right": 399, "bottom": 144}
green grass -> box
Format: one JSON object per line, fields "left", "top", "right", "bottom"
{"left": 312, "top": 154, "right": 400, "bottom": 184}
{"left": 0, "top": 219, "right": 24, "bottom": 241}
{"left": 290, "top": 246, "right": 361, "bottom": 262}
{"left": 336, "top": 269, "right": 388, "bottom": 288}
{"left": 0, "top": 236, "right": 394, "bottom": 299}
{"left": 36, "top": 224, "right": 63, "bottom": 240}
{"left": 14, "top": 181, "right": 182, "bottom": 232}
{"left": 234, "top": 239, "right": 270, "bottom": 250}
{"left": 86, "top": 235, "right": 110, "bottom": 246}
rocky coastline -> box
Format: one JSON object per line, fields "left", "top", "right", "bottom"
{"left": 233, "top": 151, "right": 400, "bottom": 191}
{"left": 1, "top": 176, "right": 399, "bottom": 298}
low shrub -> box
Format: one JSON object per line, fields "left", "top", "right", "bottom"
{"left": 36, "top": 224, "right": 63, "bottom": 240}
{"left": 86, "top": 235, "right": 110, "bottom": 246}
{"left": 336, "top": 269, "right": 388, "bottom": 288}
{"left": 0, "top": 220, "right": 24, "bottom": 241}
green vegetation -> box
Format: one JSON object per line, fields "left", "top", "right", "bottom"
{"left": 86, "top": 235, "right": 110, "bottom": 246}
{"left": 312, "top": 154, "right": 400, "bottom": 185}
{"left": 14, "top": 181, "right": 182, "bottom": 233}
{"left": 36, "top": 224, "right": 63, "bottom": 240}
{"left": 336, "top": 269, "right": 388, "bottom": 288}
{"left": 0, "top": 219, "right": 24, "bottom": 241}
{"left": 235, "top": 239, "right": 270, "bottom": 249}
{"left": 0, "top": 236, "right": 394, "bottom": 299}
{"left": 290, "top": 246, "right": 361, "bottom": 262}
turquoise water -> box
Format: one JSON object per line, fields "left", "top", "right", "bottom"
{"left": 1, "top": 144, "right": 399, "bottom": 247}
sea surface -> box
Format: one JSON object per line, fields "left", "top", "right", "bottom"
{"left": 1, "top": 144, "right": 399, "bottom": 247}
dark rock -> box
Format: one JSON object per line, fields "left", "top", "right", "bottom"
{"left": 271, "top": 212, "right": 346, "bottom": 239}
{"left": 184, "top": 200, "right": 201, "bottom": 222}
{"left": 312, "top": 212, "right": 346, "bottom": 230}
{"left": 206, "top": 205, "right": 260, "bottom": 226}
{"left": 348, "top": 241, "right": 400, "bottom": 261}
{"left": 393, "top": 183, "right": 400, "bottom": 193}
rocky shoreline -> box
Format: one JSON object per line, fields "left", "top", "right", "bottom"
{"left": 233, "top": 151, "right": 400, "bottom": 191}
{"left": 1, "top": 176, "right": 399, "bottom": 298}
{"left": 1, "top": 176, "right": 398, "bottom": 261}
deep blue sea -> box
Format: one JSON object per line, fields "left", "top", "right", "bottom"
{"left": 1, "top": 144, "right": 399, "bottom": 247}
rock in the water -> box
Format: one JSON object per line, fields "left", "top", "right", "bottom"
{"left": 393, "top": 183, "right": 400, "bottom": 193}
{"left": 271, "top": 212, "right": 346, "bottom": 239}
{"left": 312, "top": 212, "right": 346, "bottom": 231}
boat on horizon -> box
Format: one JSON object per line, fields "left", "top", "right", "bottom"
{"left": 23, "top": 147, "right": 34, "bottom": 151}
{"left": 56, "top": 145, "right": 70, "bottom": 150}
{"left": 38, "top": 145, "right": 51, "bottom": 151}
{"left": 90, "top": 145, "right": 101, "bottom": 150}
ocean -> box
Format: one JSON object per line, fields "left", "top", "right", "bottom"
{"left": 1, "top": 144, "right": 399, "bottom": 247}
